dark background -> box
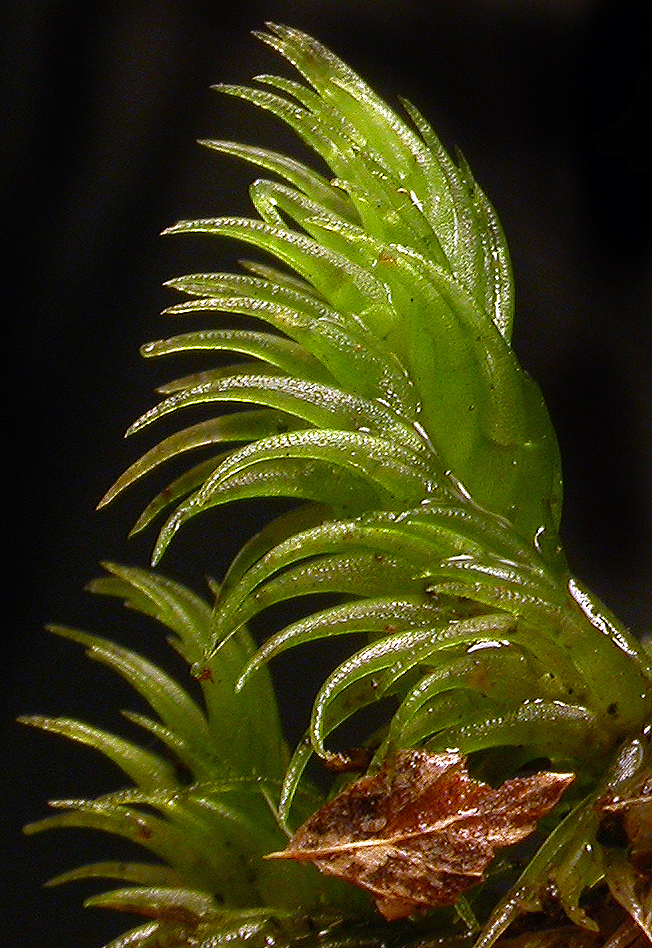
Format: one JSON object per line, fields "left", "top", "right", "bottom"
{"left": 4, "top": 1, "right": 651, "bottom": 945}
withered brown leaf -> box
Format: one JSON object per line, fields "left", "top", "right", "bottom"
{"left": 270, "top": 750, "right": 574, "bottom": 920}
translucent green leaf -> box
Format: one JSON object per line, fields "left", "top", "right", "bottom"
{"left": 426, "top": 700, "right": 599, "bottom": 766}
{"left": 219, "top": 503, "right": 330, "bottom": 599}
{"left": 141, "top": 329, "right": 330, "bottom": 383}
{"left": 152, "top": 459, "right": 384, "bottom": 565}
{"left": 46, "top": 861, "right": 181, "bottom": 888}
{"left": 403, "top": 502, "right": 561, "bottom": 587}
{"left": 239, "top": 596, "right": 439, "bottom": 687}
{"left": 83, "top": 565, "right": 286, "bottom": 779}
{"left": 200, "top": 139, "right": 357, "bottom": 221}
{"left": 430, "top": 553, "right": 563, "bottom": 605}
{"left": 211, "top": 513, "right": 454, "bottom": 639}
{"left": 228, "top": 555, "right": 427, "bottom": 656}
{"left": 162, "top": 217, "right": 384, "bottom": 315}
{"left": 129, "top": 455, "right": 228, "bottom": 535}
{"left": 127, "top": 374, "right": 421, "bottom": 455}
{"left": 258, "top": 26, "right": 436, "bottom": 181}
{"left": 215, "top": 81, "right": 355, "bottom": 184}
{"left": 197, "top": 428, "right": 433, "bottom": 502}
{"left": 85, "top": 885, "right": 219, "bottom": 922}
{"left": 237, "top": 258, "right": 320, "bottom": 295}
{"left": 307, "top": 616, "right": 520, "bottom": 759}
{"left": 165, "top": 268, "right": 317, "bottom": 302}
{"left": 384, "top": 638, "right": 561, "bottom": 750}
{"left": 377, "top": 617, "right": 522, "bottom": 699}
{"left": 604, "top": 849, "right": 652, "bottom": 943}
{"left": 87, "top": 563, "right": 212, "bottom": 658}
{"left": 454, "top": 149, "right": 514, "bottom": 339}
{"left": 24, "top": 807, "right": 212, "bottom": 887}
{"left": 248, "top": 178, "right": 348, "bottom": 235}
{"left": 164, "top": 292, "right": 417, "bottom": 410}
{"left": 155, "top": 361, "right": 281, "bottom": 395}
{"left": 48, "top": 625, "right": 212, "bottom": 748}
{"left": 253, "top": 72, "right": 341, "bottom": 125}
{"left": 120, "top": 712, "right": 219, "bottom": 782}
{"left": 18, "top": 715, "right": 178, "bottom": 790}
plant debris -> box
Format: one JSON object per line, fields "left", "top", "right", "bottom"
{"left": 269, "top": 750, "right": 574, "bottom": 920}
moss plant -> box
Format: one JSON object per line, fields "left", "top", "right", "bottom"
{"left": 22, "top": 24, "right": 651, "bottom": 948}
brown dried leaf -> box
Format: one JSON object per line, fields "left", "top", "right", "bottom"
{"left": 270, "top": 750, "right": 574, "bottom": 920}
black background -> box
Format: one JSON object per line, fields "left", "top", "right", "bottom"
{"left": 4, "top": 2, "right": 651, "bottom": 945}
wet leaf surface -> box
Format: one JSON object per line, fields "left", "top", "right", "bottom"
{"left": 598, "top": 758, "right": 652, "bottom": 942}
{"left": 270, "top": 750, "right": 574, "bottom": 920}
